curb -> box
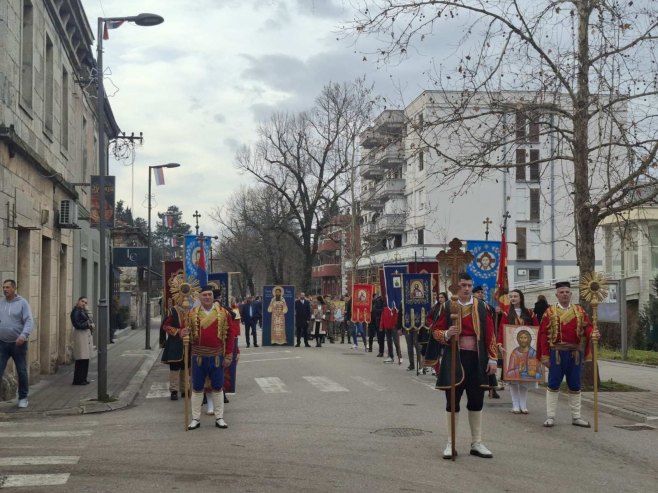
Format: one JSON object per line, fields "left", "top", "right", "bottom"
{"left": 579, "top": 394, "right": 657, "bottom": 424}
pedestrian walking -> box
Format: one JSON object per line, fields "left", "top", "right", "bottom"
{"left": 0, "top": 279, "right": 34, "bottom": 408}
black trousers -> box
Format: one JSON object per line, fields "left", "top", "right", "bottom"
{"left": 377, "top": 329, "right": 385, "bottom": 355}
{"left": 73, "top": 359, "right": 89, "bottom": 384}
{"left": 444, "top": 350, "right": 485, "bottom": 412}
{"left": 244, "top": 320, "right": 258, "bottom": 345}
{"left": 296, "top": 322, "right": 309, "bottom": 344}
{"left": 313, "top": 321, "right": 323, "bottom": 346}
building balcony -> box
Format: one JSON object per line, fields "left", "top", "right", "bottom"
{"left": 361, "top": 186, "right": 383, "bottom": 211}
{"left": 360, "top": 127, "right": 386, "bottom": 149}
{"left": 377, "top": 143, "right": 405, "bottom": 168}
{"left": 360, "top": 152, "right": 385, "bottom": 179}
{"left": 377, "top": 214, "right": 405, "bottom": 235}
{"left": 312, "top": 263, "right": 341, "bottom": 278}
{"left": 361, "top": 222, "right": 377, "bottom": 238}
{"left": 318, "top": 238, "right": 339, "bottom": 253}
{"left": 373, "top": 110, "right": 405, "bottom": 135}
{"left": 373, "top": 178, "right": 405, "bottom": 201}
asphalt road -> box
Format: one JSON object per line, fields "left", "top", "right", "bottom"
{"left": 2, "top": 343, "right": 656, "bottom": 492}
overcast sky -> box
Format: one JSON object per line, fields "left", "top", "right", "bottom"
{"left": 79, "top": 0, "right": 463, "bottom": 234}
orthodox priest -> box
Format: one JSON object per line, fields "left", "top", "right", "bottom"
{"left": 184, "top": 285, "right": 234, "bottom": 430}
{"left": 431, "top": 272, "right": 498, "bottom": 459}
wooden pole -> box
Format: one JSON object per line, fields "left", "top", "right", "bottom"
{"left": 183, "top": 335, "right": 190, "bottom": 431}
{"left": 591, "top": 301, "right": 599, "bottom": 432}
{"left": 449, "top": 298, "right": 462, "bottom": 461}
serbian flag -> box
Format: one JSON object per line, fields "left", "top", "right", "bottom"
{"left": 351, "top": 284, "right": 374, "bottom": 323}
{"left": 103, "top": 20, "right": 125, "bottom": 40}
{"left": 494, "top": 232, "right": 509, "bottom": 312}
{"left": 153, "top": 167, "right": 165, "bottom": 186}
{"left": 164, "top": 213, "right": 174, "bottom": 228}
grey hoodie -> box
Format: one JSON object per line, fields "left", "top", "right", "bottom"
{"left": 0, "top": 294, "right": 34, "bottom": 343}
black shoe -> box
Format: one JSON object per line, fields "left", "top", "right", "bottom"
{"left": 224, "top": 395, "right": 229, "bottom": 404}
{"left": 170, "top": 391, "right": 178, "bottom": 401}
{"left": 109, "top": 340, "right": 115, "bottom": 344}
{"left": 72, "top": 382, "right": 85, "bottom": 386}
{"left": 376, "top": 353, "right": 384, "bottom": 357}
{"left": 406, "top": 366, "right": 415, "bottom": 371}
{"left": 247, "top": 344, "right": 250, "bottom": 348}
{"left": 305, "top": 343, "right": 311, "bottom": 347}
{"left": 187, "top": 420, "right": 201, "bottom": 430}
{"left": 253, "top": 343, "right": 259, "bottom": 348}
{"left": 490, "top": 390, "right": 500, "bottom": 399}
{"left": 368, "top": 348, "right": 373, "bottom": 352}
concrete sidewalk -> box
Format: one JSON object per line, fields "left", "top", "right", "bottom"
{"left": 579, "top": 359, "right": 658, "bottom": 424}
{"left": 0, "top": 318, "right": 162, "bottom": 420}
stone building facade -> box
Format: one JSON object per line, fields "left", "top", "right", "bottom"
{"left": 0, "top": 0, "right": 118, "bottom": 398}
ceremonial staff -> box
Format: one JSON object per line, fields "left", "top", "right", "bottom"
{"left": 436, "top": 238, "right": 473, "bottom": 461}
{"left": 183, "top": 334, "right": 190, "bottom": 431}
{"left": 580, "top": 272, "right": 608, "bottom": 433}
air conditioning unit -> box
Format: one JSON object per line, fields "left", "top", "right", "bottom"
{"left": 58, "top": 200, "right": 79, "bottom": 228}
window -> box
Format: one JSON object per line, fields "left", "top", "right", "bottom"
{"left": 418, "top": 112, "right": 424, "bottom": 129}
{"left": 529, "top": 121, "right": 540, "bottom": 143}
{"left": 529, "top": 149, "right": 540, "bottom": 181}
{"left": 21, "top": 1, "right": 34, "bottom": 108}
{"left": 516, "top": 227, "right": 527, "bottom": 260}
{"left": 515, "top": 111, "right": 526, "bottom": 140}
{"left": 61, "top": 68, "right": 69, "bottom": 149}
{"left": 528, "top": 268, "right": 541, "bottom": 281}
{"left": 515, "top": 149, "right": 526, "bottom": 181}
{"left": 419, "top": 150, "right": 424, "bottom": 171}
{"left": 418, "top": 228, "right": 424, "bottom": 245}
{"left": 650, "top": 225, "right": 658, "bottom": 275}
{"left": 44, "top": 34, "right": 54, "bottom": 133}
{"left": 530, "top": 189, "right": 540, "bottom": 221}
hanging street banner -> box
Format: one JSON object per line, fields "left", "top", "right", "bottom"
{"left": 90, "top": 175, "right": 115, "bottom": 229}
{"left": 184, "top": 234, "right": 211, "bottom": 285}
{"left": 113, "top": 247, "right": 148, "bottom": 267}
{"left": 466, "top": 240, "right": 501, "bottom": 306}
{"left": 401, "top": 273, "right": 432, "bottom": 330}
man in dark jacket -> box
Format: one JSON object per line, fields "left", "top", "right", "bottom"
{"left": 294, "top": 292, "right": 311, "bottom": 347}
{"left": 370, "top": 293, "right": 385, "bottom": 354}
{"left": 240, "top": 296, "right": 259, "bottom": 348}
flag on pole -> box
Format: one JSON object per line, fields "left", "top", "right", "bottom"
{"left": 103, "top": 20, "right": 125, "bottom": 40}
{"left": 153, "top": 167, "right": 165, "bottom": 186}
{"left": 494, "top": 232, "right": 509, "bottom": 312}
{"left": 197, "top": 237, "right": 208, "bottom": 286}
{"left": 164, "top": 213, "right": 174, "bottom": 228}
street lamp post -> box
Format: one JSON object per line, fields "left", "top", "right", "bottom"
{"left": 96, "top": 13, "right": 163, "bottom": 401}
{"left": 146, "top": 163, "right": 181, "bottom": 350}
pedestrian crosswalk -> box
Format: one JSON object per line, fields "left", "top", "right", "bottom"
{"left": 0, "top": 420, "right": 95, "bottom": 489}
{"left": 254, "top": 375, "right": 387, "bottom": 394}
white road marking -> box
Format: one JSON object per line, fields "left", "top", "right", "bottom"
{"left": 0, "top": 431, "right": 93, "bottom": 438}
{"left": 303, "top": 376, "right": 349, "bottom": 392}
{"left": 240, "top": 350, "right": 292, "bottom": 356}
{"left": 121, "top": 350, "right": 151, "bottom": 357}
{"left": 146, "top": 382, "right": 171, "bottom": 399}
{"left": 351, "top": 376, "right": 387, "bottom": 392}
{"left": 411, "top": 377, "right": 438, "bottom": 390}
{"left": 255, "top": 377, "right": 289, "bottom": 393}
{"left": 0, "top": 421, "right": 98, "bottom": 428}
{"left": 241, "top": 356, "right": 302, "bottom": 363}
{"left": 0, "top": 456, "right": 80, "bottom": 466}
{"left": 0, "top": 473, "right": 70, "bottom": 487}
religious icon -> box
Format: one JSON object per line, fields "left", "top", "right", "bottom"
{"left": 392, "top": 276, "right": 402, "bottom": 288}
{"left": 358, "top": 289, "right": 367, "bottom": 302}
{"left": 410, "top": 280, "right": 425, "bottom": 300}
{"left": 502, "top": 325, "right": 543, "bottom": 382}
{"left": 268, "top": 286, "right": 288, "bottom": 344}
{"left": 476, "top": 251, "right": 496, "bottom": 271}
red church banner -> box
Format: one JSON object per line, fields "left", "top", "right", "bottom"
{"left": 351, "top": 283, "right": 374, "bottom": 323}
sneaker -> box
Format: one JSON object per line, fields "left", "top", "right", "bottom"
{"left": 187, "top": 419, "right": 201, "bottom": 430}
{"left": 383, "top": 357, "right": 394, "bottom": 363}
{"left": 398, "top": 358, "right": 403, "bottom": 365}
{"left": 17, "top": 398, "right": 28, "bottom": 408}
{"left": 470, "top": 442, "right": 493, "bottom": 458}
{"left": 352, "top": 344, "right": 358, "bottom": 349}
{"left": 443, "top": 443, "right": 457, "bottom": 460}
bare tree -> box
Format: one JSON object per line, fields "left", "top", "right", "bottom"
{"left": 236, "top": 79, "right": 375, "bottom": 291}
{"left": 348, "top": 0, "right": 658, "bottom": 280}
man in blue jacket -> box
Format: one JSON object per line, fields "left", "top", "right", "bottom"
{"left": 240, "top": 296, "right": 259, "bottom": 348}
{"left": 0, "top": 279, "right": 34, "bottom": 408}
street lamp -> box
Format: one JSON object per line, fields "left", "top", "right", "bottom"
{"left": 96, "top": 13, "right": 163, "bottom": 401}
{"left": 146, "top": 163, "right": 181, "bottom": 350}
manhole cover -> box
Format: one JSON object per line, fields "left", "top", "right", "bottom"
{"left": 614, "top": 424, "right": 656, "bottom": 431}
{"left": 372, "top": 428, "right": 432, "bottom": 437}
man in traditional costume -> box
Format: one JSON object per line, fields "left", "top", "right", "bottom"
{"left": 160, "top": 299, "right": 187, "bottom": 401}
{"left": 432, "top": 273, "right": 498, "bottom": 459}
{"left": 537, "top": 281, "right": 598, "bottom": 428}
{"left": 184, "top": 285, "right": 234, "bottom": 430}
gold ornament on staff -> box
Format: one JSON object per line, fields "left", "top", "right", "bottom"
{"left": 579, "top": 272, "right": 608, "bottom": 433}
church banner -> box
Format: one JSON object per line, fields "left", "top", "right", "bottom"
{"left": 383, "top": 264, "right": 408, "bottom": 309}
{"left": 401, "top": 273, "right": 432, "bottom": 330}
{"left": 262, "top": 285, "right": 295, "bottom": 346}
{"left": 184, "top": 234, "right": 211, "bottom": 285}
{"left": 466, "top": 240, "right": 501, "bottom": 306}
{"left": 208, "top": 272, "right": 229, "bottom": 307}
{"left": 351, "top": 284, "right": 374, "bottom": 323}
{"left": 408, "top": 261, "right": 440, "bottom": 301}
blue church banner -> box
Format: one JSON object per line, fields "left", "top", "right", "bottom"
{"left": 383, "top": 264, "right": 408, "bottom": 309}
{"left": 401, "top": 273, "right": 431, "bottom": 329}
{"left": 184, "top": 234, "right": 211, "bottom": 285}
{"left": 466, "top": 240, "right": 501, "bottom": 306}
{"left": 262, "top": 285, "right": 295, "bottom": 346}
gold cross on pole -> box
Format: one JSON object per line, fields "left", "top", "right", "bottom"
{"left": 483, "top": 217, "right": 493, "bottom": 240}
{"left": 436, "top": 238, "right": 474, "bottom": 295}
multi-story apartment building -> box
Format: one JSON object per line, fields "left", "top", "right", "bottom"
{"left": 354, "top": 91, "right": 610, "bottom": 286}
{"left": 0, "top": 0, "right": 118, "bottom": 397}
